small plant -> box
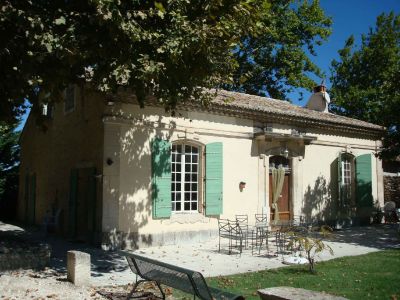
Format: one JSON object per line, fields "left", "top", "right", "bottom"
{"left": 287, "top": 225, "right": 334, "bottom": 273}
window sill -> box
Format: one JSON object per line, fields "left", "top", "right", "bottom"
{"left": 165, "top": 212, "right": 209, "bottom": 224}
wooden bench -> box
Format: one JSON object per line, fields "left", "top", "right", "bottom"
{"left": 125, "top": 253, "right": 244, "bottom": 300}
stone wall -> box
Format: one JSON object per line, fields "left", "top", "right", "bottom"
{"left": 0, "top": 240, "right": 51, "bottom": 271}
{"left": 384, "top": 175, "right": 400, "bottom": 207}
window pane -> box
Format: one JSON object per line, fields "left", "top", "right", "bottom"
{"left": 192, "top": 147, "right": 198, "bottom": 154}
{"left": 185, "top": 183, "right": 190, "bottom": 191}
{"left": 184, "top": 202, "right": 190, "bottom": 211}
{"left": 176, "top": 202, "right": 181, "bottom": 211}
{"left": 185, "top": 155, "right": 191, "bottom": 163}
{"left": 191, "top": 202, "right": 197, "bottom": 210}
{"left": 192, "top": 193, "right": 197, "bottom": 200}
{"left": 185, "top": 145, "right": 191, "bottom": 153}
{"left": 176, "top": 192, "right": 181, "bottom": 201}
{"left": 177, "top": 145, "right": 182, "bottom": 153}
{"left": 176, "top": 164, "right": 181, "bottom": 172}
{"left": 191, "top": 174, "right": 197, "bottom": 181}
{"left": 176, "top": 183, "right": 181, "bottom": 191}
{"left": 185, "top": 174, "right": 190, "bottom": 182}
{"left": 191, "top": 183, "right": 197, "bottom": 191}
{"left": 184, "top": 193, "right": 190, "bottom": 201}
{"left": 176, "top": 173, "right": 181, "bottom": 182}
{"left": 193, "top": 155, "right": 198, "bottom": 163}
{"left": 172, "top": 173, "right": 175, "bottom": 181}
{"left": 192, "top": 164, "right": 197, "bottom": 172}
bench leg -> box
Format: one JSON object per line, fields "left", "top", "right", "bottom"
{"left": 154, "top": 280, "right": 166, "bottom": 300}
{"left": 126, "top": 279, "right": 165, "bottom": 300}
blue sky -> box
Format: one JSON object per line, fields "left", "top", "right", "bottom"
{"left": 289, "top": 0, "right": 400, "bottom": 106}
{"left": 17, "top": 1, "right": 400, "bottom": 130}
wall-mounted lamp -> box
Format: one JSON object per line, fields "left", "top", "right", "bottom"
{"left": 283, "top": 147, "right": 289, "bottom": 159}
{"left": 106, "top": 158, "right": 114, "bottom": 166}
{"left": 239, "top": 181, "right": 246, "bottom": 192}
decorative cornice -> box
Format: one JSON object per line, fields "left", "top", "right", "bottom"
{"left": 110, "top": 89, "right": 385, "bottom": 140}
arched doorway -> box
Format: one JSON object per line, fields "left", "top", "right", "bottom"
{"left": 269, "top": 155, "right": 291, "bottom": 221}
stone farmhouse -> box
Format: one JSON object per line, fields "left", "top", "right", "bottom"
{"left": 18, "top": 85, "right": 385, "bottom": 249}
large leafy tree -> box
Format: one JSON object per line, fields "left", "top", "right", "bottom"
{"left": 1, "top": 0, "right": 268, "bottom": 122}
{"left": 0, "top": 0, "right": 331, "bottom": 123}
{"left": 226, "top": 0, "right": 332, "bottom": 100}
{"left": 330, "top": 12, "right": 400, "bottom": 158}
{"left": 0, "top": 123, "right": 20, "bottom": 220}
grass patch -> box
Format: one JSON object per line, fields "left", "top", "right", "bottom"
{"left": 172, "top": 250, "right": 400, "bottom": 299}
{"left": 208, "top": 250, "right": 400, "bottom": 300}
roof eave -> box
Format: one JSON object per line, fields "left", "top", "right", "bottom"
{"left": 186, "top": 102, "right": 385, "bottom": 140}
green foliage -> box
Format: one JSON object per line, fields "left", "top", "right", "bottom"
{"left": 0, "top": 0, "right": 332, "bottom": 122}
{"left": 0, "top": 0, "right": 270, "bottom": 122}
{"left": 330, "top": 12, "right": 400, "bottom": 158}
{"left": 0, "top": 122, "right": 20, "bottom": 220}
{"left": 287, "top": 225, "right": 333, "bottom": 273}
{"left": 226, "top": 0, "right": 332, "bottom": 100}
{"left": 205, "top": 250, "right": 400, "bottom": 300}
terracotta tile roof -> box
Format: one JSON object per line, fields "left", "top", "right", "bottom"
{"left": 113, "top": 88, "right": 384, "bottom": 137}
{"left": 207, "top": 89, "right": 384, "bottom": 134}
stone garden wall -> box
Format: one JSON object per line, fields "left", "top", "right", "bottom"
{"left": 0, "top": 239, "right": 51, "bottom": 271}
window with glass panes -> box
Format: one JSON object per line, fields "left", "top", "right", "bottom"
{"left": 171, "top": 144, "right": 199, "bottom": 212}
{"left": 342, "top": 157, "right": 352, "bottom": 201}
{"left": 64, "top": 85, "right": 75, "bottom": 113}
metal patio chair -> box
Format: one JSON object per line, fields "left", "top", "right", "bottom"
{"left": 235, "top": 215, "right": 251, "bottom": 248}
{"left": 218, "top": 219, "right": 244, "bottom": 255}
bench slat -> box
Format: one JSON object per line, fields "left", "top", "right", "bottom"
{"left": 125, "top": 253, "right": 243, "bottom": 300}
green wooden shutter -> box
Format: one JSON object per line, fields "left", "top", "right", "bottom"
{"left": 68, "top": 169, "right": 78, "bottom": 237}
{"left": 29, "top": 173, "right": 36, "bottom": 224}
{"left": 355, "top": 154, "right": 373, "bottom": 208}
{"left": 24, "top": 173, "right": 29, "bottom": 224}
{"left": 205, "top": 142, "right": 223, "bottom": 216}
{"left": 337, "top": 153, "right": 343, "bottom": 205}
{"left": 151, "top": 138, "right": 172, "bottom": 218}
{"left": 87, "top": 167, "right": 97, "bottom": 238}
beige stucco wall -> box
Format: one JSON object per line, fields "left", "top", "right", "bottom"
{"left": 19, "top": 88, "right": 384, "bottom": 249}
{"left": 18, "top": 87, "right": 105, "bottom": 236}
{"left": 260, "top": 125, "right": 383, "bottom": 223}
{"left": 102, "top": 103, "right": 261, "bottom": 248}
{"left": 102, "top": 103, "right": 384, "bottom": 249}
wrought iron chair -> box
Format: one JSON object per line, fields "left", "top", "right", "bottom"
{"left": 218, "top": 219, "right": 244, "bottom": 255}
{"left": 249, "top": 214, "right": 269, "bottom": 255}
{"left": 235, "top": 215, "right": 251, "bottom": 248}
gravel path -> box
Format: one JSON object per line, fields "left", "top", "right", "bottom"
{"left": 0, "top": 269, "right": 101, "bottom": 300}
{"left": 0, "top": 222, "right": 398, "bottom": 299}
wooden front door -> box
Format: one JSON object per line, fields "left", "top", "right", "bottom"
{"left": 24, "top": 173, "right": 36, "bottom": 225}
{"left": 69, "top": 167, "right": 96, "bottom": 242}
{"left": 269, "top": 174, "right": 291, "bottom": 221}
